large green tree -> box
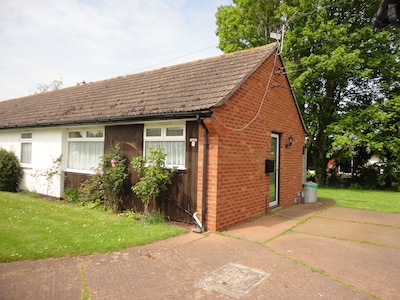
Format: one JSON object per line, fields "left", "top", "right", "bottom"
{"left": 216, "top": 0, "right": 400, "bottom": 185}
{"left": 329, "top": 96, "right": 400, "bottom": 188}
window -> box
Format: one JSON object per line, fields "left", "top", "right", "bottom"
{"left": 144, "top": 123, "right": 186, "bottom": 168}
{"left": 67, "top": 129, "right": 104, "bottom": 171}
{"left": 20, "top": 133, "right": 32, "bottom": 165}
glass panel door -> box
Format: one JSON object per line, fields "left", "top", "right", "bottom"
{"left": 269, "top": 133, "right": 279, "bottom": 207}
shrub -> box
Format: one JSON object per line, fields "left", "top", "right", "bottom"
{"left": 78, "top": 173, "right": 103, "bottom": 206}
{"left": 100, "top": 144, "right": 129, "bottom": 211}
{"left": 63, "top": 188, "right": 80, "bottom": 203}
{"left": 131, "top": 148, "right": 176, "bottom": 213}
{"left": 78, "top": 144, "right": 128, "bottom": 212}
{"left": 0, "top": 148, "right": 23, "bottom": 192}
{"left": 355, "top": 165, "right": 379, "bottom": 189}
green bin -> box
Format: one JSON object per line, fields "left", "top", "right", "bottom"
{"left": 302, "top": 182, "right": 318, "bottom": 203}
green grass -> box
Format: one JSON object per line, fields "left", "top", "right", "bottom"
{"left": 0, "top": 192, "right": 187, "bottom": 262}
{"left": 318, "top": 187, "right": 400, "bottom": 213}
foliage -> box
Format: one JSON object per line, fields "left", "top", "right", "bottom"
{"left": 215, "top": 0, "right": 281, "bottom": 52}
{"left": 306, "top": 170, "right": 316, "bottom": 182}
{"left": 318, "top": 187, "right": 400, "bottom": 213}
{"left": 78, "top": 144, "right": 128, "bottom": 212}
{"left": 0, "top": 191, "right": 187, "bottom": 262}
{"left": 143, "top": 210, "right": 166, "bottom": 225}
{"left": 329, "top": 96, "right": 400, "bottom": 188}
{"left": 100, "top": 144, "right": 129, "bottom": 211}
{"left": 215, "top": 0, "right": 400, "bottom": 186}
{"left": 63, "top": 188, "right": 80, "bottom": 203}
{"left": 78, "top": 174, "right": 103, "bottom": 207}
{"left": 0, "top": 148, "right": 23, "bottom": 192}
{"left": 34, "top": 78, "right": 63, "bottom": 93}
{"left": 355, "top": 166, "right": 380, "bottom": 189}
{"left": 131, "top": 148, "right": 176, "bottom": 213}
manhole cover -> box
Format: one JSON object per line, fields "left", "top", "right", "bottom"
{"left": 197, "top": 262, "right": 270, "bottom": 299}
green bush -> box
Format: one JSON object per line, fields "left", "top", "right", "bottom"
{"left": 63, "top": 188, "right": 80, "bottom": 203}
{"left": 0, "top": 149, "right": 23, "bottom": 192}
{"left": 100, "top": 144, "right": 129, "bottom": 211}
{"left": 78, "top": 173, "right": 102, "bottom": 206}
{"left": 78, "top": 144, "right": 128, "bottom": 212}
{"left": 355, "top": 165, "right": 380, "bottom": 189}
{"left": 131, "top": 148, "right": 176, "bottom": 213}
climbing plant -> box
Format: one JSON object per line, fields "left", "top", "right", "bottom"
{"left": 131, "top": 148, "right": 176, "bottom": 213}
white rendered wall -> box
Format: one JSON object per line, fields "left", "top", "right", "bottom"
{"left": 0, "top": 131, "right": 19, "bottom": 154}
{"left": 0, "top": 128, "right": 66, "bottom": 198}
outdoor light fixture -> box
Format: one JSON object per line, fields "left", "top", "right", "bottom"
{"left": 286, "top": 135, "right": 294, "bottom": 148}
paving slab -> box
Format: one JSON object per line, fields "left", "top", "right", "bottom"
{"left": 222, "top": 215, "right": 299, "bottom": 243}
{"left": 272, "top": 199, "right": 335, "bottom": 219}
{"left": 266, "top": 205, "right": 400, "bottom": 299}
{"left": 294, "top": 217, "right": 400, "bottom": 248}
{"left": 1, "top": 232, "right": 371, "bottom": 300}
{"left": 267, "top": 232, "right": 400, "bottom": 300}
{"left": 1, "top": 201, "right": 398, "bottom": 300}
{"left": 318, "top": 206, "right": 400, "bottom": 227}
{"left": 224, "top": 200, "right": 335, "bottom": 243}
{"left": 82, "top": 233, "right": 371, "bottom": 300}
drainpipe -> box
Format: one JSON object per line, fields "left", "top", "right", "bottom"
{"left": 196, "top": 115, "right": 209, "bottom": 232}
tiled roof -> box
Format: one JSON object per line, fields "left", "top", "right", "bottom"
{"left": 0, "top": 43, "right": 277, "bottom": 129}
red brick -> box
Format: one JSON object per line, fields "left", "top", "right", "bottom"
{"left": 197, "top": 52, "right": 306, "bottom": 232}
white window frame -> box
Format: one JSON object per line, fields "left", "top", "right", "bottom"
{"left": 67, "top": 128, "right": 104, "bottom": 173}
{"left": 20, "top": 132, "right": 32, "bottom": 167}
{"left": 144, "top": 122, "right": 186, "bottom": 169}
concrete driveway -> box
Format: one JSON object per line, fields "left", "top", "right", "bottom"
{"left": 1, "top": 200, "right": 399, "bottom": 299}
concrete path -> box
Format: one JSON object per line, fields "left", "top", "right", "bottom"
{"left": 1, "top": 200, "right": 399, "bottom": 299}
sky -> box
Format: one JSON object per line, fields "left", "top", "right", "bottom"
{"left": 0, "top": 0, "right": 233, "bottom": 101}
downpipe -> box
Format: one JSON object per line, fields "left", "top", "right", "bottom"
{"left": 196, "top": 115, "right": 209, "bottom": 233}
{"left": 193, "top": 212, "right": 202, "bottom": 231}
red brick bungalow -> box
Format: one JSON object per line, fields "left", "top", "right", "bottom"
{"left": 0, "top": 42, "right": 306, "bottom": 231}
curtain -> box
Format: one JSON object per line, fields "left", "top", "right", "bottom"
{"left": 68, "top": 142, "right": 103, "bottom": 170}
{"left": 145, "top": 141, "right": 185, "bottom": 167}
{"left": 21, "top": 143, "right": 32, "bottom": 164}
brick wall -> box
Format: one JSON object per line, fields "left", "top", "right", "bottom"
{"left": 197, "top": 51, "right": 306, "bottom": 232}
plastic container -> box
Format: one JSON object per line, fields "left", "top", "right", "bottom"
{"left": 303, "top": 182, "right": 318, "bottom": 203}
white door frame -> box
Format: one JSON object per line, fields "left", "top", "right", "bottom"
{"left": 269, "top": 133, "right": 280, "bottom": 207}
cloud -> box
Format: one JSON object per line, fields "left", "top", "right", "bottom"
{"left": 0, "top": 0, "right": 232, "bottom": 100}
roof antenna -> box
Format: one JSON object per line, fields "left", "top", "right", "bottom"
{"left": 270, "top": 10, "right": 298, "bottom": 54}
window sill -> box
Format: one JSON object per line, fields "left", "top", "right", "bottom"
{"left": 21, "top": 164, "right": 33, "bottom": 169}
{"left": 64, "top": 169, "right": 96, "bottom": 175}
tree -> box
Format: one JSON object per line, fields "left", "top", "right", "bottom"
{"left": 216, "top": 0, "right": 400, "bottom": 185}
{"left": 216, "top": 0, "right": 281, "bottom": 53}
{"left": 131, "top": 148, "right": 176, "bottom": 214}
{"left": 34, "top": 78, "right": 63, "bottom": 94}
{"left": 329, "top": 96, "right": 400, "bottom": 188}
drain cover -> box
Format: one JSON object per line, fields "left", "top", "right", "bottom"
{"left": 197, "top": 262, "right": 270, "bottom": 299}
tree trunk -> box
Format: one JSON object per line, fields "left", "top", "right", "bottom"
{"left": 313, "top": 79, "right": 338, "bottom": 186}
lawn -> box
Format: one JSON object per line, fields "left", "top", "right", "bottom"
{"left": 0, "top": 192, "right": 187, "bottom": 262}
{"left": 318, "top": 187, "right": 400, "bottom": 213}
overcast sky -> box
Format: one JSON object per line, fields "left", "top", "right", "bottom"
{"left": 0, "top": 0, "right": 233, "bottom": 101}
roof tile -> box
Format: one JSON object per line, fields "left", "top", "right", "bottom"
{"left": 0, "top": 43, "right": 277, "bottom": 128}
